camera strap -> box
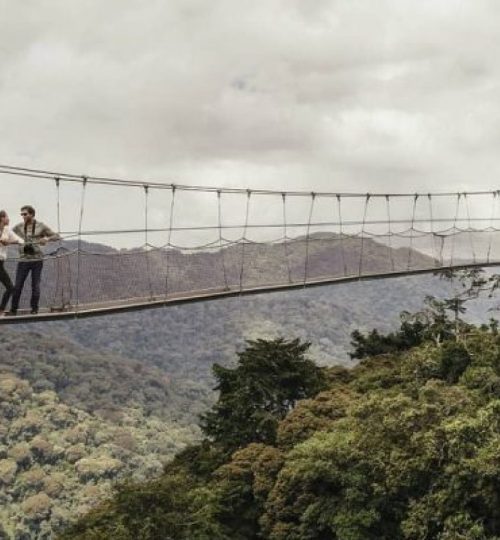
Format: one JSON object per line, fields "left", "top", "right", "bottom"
{"left": 24, "top": 220, "right": 36, "bottom": 242}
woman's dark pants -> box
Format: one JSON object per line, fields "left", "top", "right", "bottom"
{"left": 0, "top": 261, "right": 14, "bottom": 311}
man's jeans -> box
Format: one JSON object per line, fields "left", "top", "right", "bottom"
{"left": 10, "top": 260, "right": 44, "bottom": 312}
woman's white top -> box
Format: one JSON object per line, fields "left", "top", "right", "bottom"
{"left": 0, "top": 227, "right": 23, "bottom": 261}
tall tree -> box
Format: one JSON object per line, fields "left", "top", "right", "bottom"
{"left": 201, "top": 338, "right": 327, "bottom": 452}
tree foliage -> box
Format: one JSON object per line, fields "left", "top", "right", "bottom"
{"left": 350, "top": 269, "right": 498, "bottom": 359}
{"left": 200, "top": 338, "right": 327, "bottom": 452}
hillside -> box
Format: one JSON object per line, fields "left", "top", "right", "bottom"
{"left": 0, "top": 330, "right": 212, "bottom": 424}
{"left": 33, "top": 272, "right": 461, "bottom": 385}
{"left": 0, "top": 331, "right": 199, "bottom": 538}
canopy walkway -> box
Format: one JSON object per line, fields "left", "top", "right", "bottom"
{"left": 0, "top": 163, "right": 499, "bottom": 323}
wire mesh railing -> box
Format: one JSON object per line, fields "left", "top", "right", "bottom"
{"left": 0, "top": 164, "right": 499, "bottom": 321}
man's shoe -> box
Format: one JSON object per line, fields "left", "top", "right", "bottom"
{"left": 30, "top": 310, "right": 38, "bottom": 315}
{"left": 8, "top": 311, "right": 17, "bottom": 316}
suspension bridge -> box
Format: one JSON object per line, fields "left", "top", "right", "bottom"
{"left": 0, "top": 163, "right": 499, "bottom": 323}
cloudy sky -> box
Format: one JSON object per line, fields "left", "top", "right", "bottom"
{"left": 1, "top": 0, "right": 500, "bottom": 244}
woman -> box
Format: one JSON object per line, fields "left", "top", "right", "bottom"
{"left": 0, "top": 210, "right": 23, "bottom": 314}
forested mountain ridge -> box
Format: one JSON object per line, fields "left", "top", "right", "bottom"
{"left": 0, "top": 331, "right": 198, "bottom": 538}
{"left": 36, "top": 273, "right": 459, "bottom": 388}
{"left": 0, "top": 330, "right": 211, "bottom": 423}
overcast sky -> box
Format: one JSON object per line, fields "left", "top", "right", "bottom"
{"left": 1, "top": 0, "right": 500, "bottom": 245}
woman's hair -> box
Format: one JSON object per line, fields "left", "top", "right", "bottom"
{"left": 0, "top": 210, "right": 7, "bottom": 222}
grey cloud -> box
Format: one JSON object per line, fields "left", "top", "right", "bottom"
{"left": 1, "top": 0, "right": 500, "bottom": 218}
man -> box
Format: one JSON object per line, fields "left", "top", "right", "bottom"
{"left": 9, "top": 205, "right": 60, "bottom": 315}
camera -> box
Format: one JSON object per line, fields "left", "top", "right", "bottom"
{"left": 23, "top": 243, "right": 36, "bottom": 256}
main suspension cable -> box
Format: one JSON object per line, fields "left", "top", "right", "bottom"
{"left": 2, "top": 164, "right": 500, "bottom": 199}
